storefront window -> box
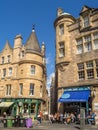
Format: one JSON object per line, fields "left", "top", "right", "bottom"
{"left": 31, "top": 103, "right": 36, "bottom": 113}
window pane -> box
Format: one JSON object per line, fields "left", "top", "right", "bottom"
{"left": 84, "top": 36, "right": 91, "bottom": 42}
{"left": 96, "top": 68, "right": 98, "bottom": 77}
{"left": 77, "top": 45, "right": 83, "bottom": 54}
{"left": 87, "top": 69, "right": 94, "bottom": 79}
{"left": 3, "top": 69, "right": 6, "bottom": 77}
{"left": 76, "top": 38, "right": 83, "bottom": 45}
{"left": 9, "top": 67, "right": 12, "bottom": 76}
{"left": 59, "top": 24, "right": 64, "bottom": 35}
{"left": 29, "top": 83, "right": 34, "bottom": 95}
{"left": 31, "top": 66, "right": 35, "bottom": 75}
{"left": 6, "top": 86, "right": 8, "bottom": 95}
{"left": 85, "top": 42, "right": 92, "bottom": 52}
{"left": 21, "top": 51, "right": 25, "bottom": 57}
{"left": 9, "top": 85, "right": 11, "bottom": 95}
{"left": 78, "top": 71, "right": 85, "bottom": 80}
{"left": 2, "top": 57, "right": 4, "bottom": 64}
{"left": 94, "top": 32, "right": 98, "bottom": 39}
{"left": 59, "top": 42, "right": 65, "bottom": 57}
{"left": 8, "top": 55, "right": 10, "bottom": 63}
{"left": 83, "top": 16, "right": 89, "bottom": 27}
{"left": 6, "top": 85, "right": 11, "bottom": 95}
{"left": 77, "top": 63, "right": 84, "bottom": 70}
{"left": 86, "top": 61, "right": 93, "bottom": 68}
{"left": 19, "top": 84, "right": 23, "bottom": 95}
{"left": 59, "top": 48, "right": 64, "bottom": 57}
{"left": 95, "top": 60, "right": 98, "bottom": 67}
{"left": 94, "top": 39, "right": 98, "bottom": 49}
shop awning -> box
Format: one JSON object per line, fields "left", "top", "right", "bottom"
{"left": 0, "top": 102, "right": 14, "bottom": 107}
{"left": 58, "top": 90, "right": 90, "bottom": 102}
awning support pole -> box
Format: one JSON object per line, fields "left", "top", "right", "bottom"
{"left": 86, "top": 101, "right": 89, "bottom": 115}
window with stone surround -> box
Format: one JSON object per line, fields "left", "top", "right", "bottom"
{"left": 95, "top": 60, "right": 98, "bottom": 78}
{"left": 2, "top": 68, "right": 6, "bottom": 78}
{"left": 29, "top": 83, "right": 34, "bottom": 95}
{"left": 77, "top": 63, "right": 85, "bottom": 80}
{"left": 19, "top": 83, "right": 23, "bottom": 95}
{"left": 93, "top": 32, "right": 98, "bottom": 49}
{"left": 2, "top": 57, "right": 4, "bottom": 64}
{"left": 21, "top": 50, "right": 25, "bottom": 58}
{"left": 84, "top": 35, "right": 92, "bottom": 52}
{"left": 6, "top": 84, "right": 11, "bottom": 96}
{"left": 30, "top": 65, "right": 35, "bottom": 75}
{"left": 59, "top": 42, "right": 65, "bottom": 57}
{"left": 83, "top": 15, "right": 90, "bottom": 28}
{"left": 76, "top": 38, "right": 83, "bottom": 54}
{"left": 7, "top": 55, "right": 11, "bottom": 63}
{"left": 8, "top": 67, "right": 12, "bottom": 76}
{"left": 40, "top": 85, "right": 42, "bottom": 97}
{"left": 59, "top": 24, "right": 64, "bottom": 35}
{"left": 86, "top": 61, "right": 94, "bottom": 79}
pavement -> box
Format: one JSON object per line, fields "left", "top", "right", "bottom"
{"left": 0, "top": 120, "right": 98, "bottom": 130}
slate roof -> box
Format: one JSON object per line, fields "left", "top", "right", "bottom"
{"left": 25, "top": 29, "right": 41, "bottom": 54}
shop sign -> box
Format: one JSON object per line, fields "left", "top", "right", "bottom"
{"left": 94, "top": 103, "right": 98, "bottom": 110}
{"left": 32, "top": 100, "right": 36, "bottom": 103}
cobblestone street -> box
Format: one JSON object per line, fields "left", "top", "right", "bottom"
{"left": 0, "top": 121, "right": 98, "bottom": 130}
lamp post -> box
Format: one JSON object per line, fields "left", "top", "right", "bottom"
{"left": 18, "top": 102, "right": 22, "bottom": 114}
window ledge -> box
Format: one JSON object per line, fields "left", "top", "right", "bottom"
{"left": 80, "top": 25, "right": 92, "bottom": 32}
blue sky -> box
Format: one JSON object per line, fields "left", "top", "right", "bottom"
{"left": 0, "top": 0, "right": 98, "bottom": 90}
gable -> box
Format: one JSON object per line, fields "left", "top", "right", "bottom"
{"left": 1, "top": 41, "right": 13, "bottom": 55}
{"left": 80, "top": 5, "right": 91, "bottom": 14}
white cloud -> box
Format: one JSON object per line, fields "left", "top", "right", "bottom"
{"left": 46, "top": 53, "right": 53, "bottom": 65}
{"left": 45, "top": 57, "right": 50, "bottom": 64}
{"left": 47, "top": 72, "right": 55, "bottom": 87}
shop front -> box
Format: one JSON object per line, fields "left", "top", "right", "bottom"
{"left": 58, "top": 87, "right": 91, "bottom": 115}
{"left": 17, "top": 99, "right": 41, "bottom": 118}
{"left": 0, "top": 98, "right": 41, "bottom": 118}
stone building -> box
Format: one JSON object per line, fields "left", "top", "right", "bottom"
{"left": 0, "top": 28, "right": 48, "bottom": 118}
{"left": 54, "top": 5, "right": 98, "bottom": 114}
{"left": 50, "top": 76, "right": 57, "bottom": 114}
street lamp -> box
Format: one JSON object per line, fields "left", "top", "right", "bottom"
{"left": 18, "top": 102, "right": 22, "bottom": 114}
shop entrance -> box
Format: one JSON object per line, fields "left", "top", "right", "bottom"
{"left": 64, "top": 103, "right": 80, "bottom": 113}
{"left": 63, "top": 100, "right": 91, "bottom": 115}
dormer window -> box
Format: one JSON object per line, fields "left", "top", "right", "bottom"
{"left": 83, "top": 15, "right": 89, "bottom": 27}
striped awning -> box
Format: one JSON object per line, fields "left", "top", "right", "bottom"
{"left": 0, "top": 102, "right": 14, "bottom": 107}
